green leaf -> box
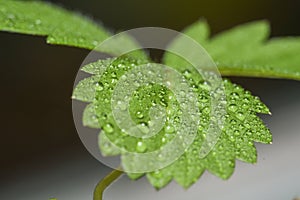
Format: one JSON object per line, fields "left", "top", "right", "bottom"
{"left": 164, "top": 20, "right": 300, "bottom": 80}
{"left": 98, "top": 130, "right": 121, "bottom": 156}
{"left": 73, "top": 57, "right": 272, "bottom": 189}
{"left": 83, "top": 104, "right": 100, "bottom": 129}
{"left": 81, "top": 58, "right": 117, "bottom": 75}
{"left": 0, "top": 0, "right": 111, "bottom": 50}
{"left": 0, "top": 0, "right": 149, "bottom": 59}
{"left": 72, "top": 75, "right": 101, "bottom": 103}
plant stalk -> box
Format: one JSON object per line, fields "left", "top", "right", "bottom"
{"left": 93, "top": 167, "right": 124, "bottom": 200}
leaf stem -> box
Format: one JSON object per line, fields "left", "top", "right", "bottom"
{"left": 93, "top": 167, "right": 124, "bottom": 200}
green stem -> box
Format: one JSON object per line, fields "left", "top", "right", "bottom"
{"left": 93, "top": 167, "right": 124, "bottom": 200}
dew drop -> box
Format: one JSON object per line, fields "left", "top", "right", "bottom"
{"left": 136, "top": 141, "right": 147, "bottom": 153}
{"left": 136, "top": 111, "right": 144, "bottom": 119}
{"left": 138, "top": 123, "right": 149, "bottom": 134}
{"left": 183, "top": 69, "right": 192, "bottom": 78}
{"left": 236, "top": 112, "right": 245, "bottom": 121}
{"left": 165, "top": 125, "right": 175, "bottom": 133}
{"left": 111, "top": 72, "right": 117, "bottom": 78}
{"left": 110, "top": 78, "right": 117, "bottom": 84}
{"left": 95, "top": 82, "right": 104, "bottom": 91}
{"left": 242, "top": 103, "right": 249, "bottom": 109}
{"left": 100, "top": 113, "right": 107, "bottom": 120}
{"left": 231, "top": 92, "right": 240, "bottom": 99}
{"left": 229, "top": 135, "right": 235, "bottom": 142}
{"left": 246, "top": 131, "right": 252, "bottom": 136}
{"left": 103, "top": 123, "right": 114, "bottom": 133}
{"left": 228, "top": 104, "right": 238, "bottom": 112}
{"left": 234, "top": 130, "right": 240, "bottom": 136}
{"left": 202, "top": 106, "right": 210, "bottom": 114}
{"left": 192, "top": 84, "right": 199, "bottom": 92}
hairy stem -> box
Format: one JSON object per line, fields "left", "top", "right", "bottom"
{"left": 93, "top": 167, "right": 124, "bottom": 200}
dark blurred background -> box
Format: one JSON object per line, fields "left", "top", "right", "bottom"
{"left": 0, "top": 0, "right": 300, "bottom": 199}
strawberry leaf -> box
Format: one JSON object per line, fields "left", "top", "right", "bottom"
{"left": 164, "top": 20, "right": 300, "bottom": 80}
{"left": 73, "top": 57, "right": 272, "bottom": 189}
{"left": 0, "top": 0, "right": 110, "bottom": 50}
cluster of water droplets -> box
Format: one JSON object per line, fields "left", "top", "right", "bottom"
{"left": 75, "top": 54, "right": 271, "bottom": 174}
{"left": 140, "top": 70, "right": 272, "bottom": 185}
{"left": 88, "top": 56, "right": 203, "bottom": 172}
{"left": 73, "top": 55, "right": 272, "bottom": 184}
